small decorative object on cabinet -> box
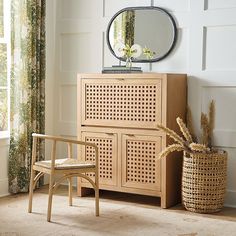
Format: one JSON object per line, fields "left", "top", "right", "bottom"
{"left": 113, "top": 43, "right": 142, "bottom": 68}
{"left": 157, "top": 101, "right": 228, "bottom": 213}
{"left": 77, "top": 73, "right": 187, "bottom": 208}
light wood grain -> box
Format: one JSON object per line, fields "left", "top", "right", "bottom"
{"left": 77, "top": 73, "right": 187, "bottom": 208}
{"left": 28, "top": 133, "right": 100, "bottom": 222}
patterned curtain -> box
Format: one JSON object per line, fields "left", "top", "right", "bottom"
{"left": 123, "top": 10, "right": 135, "bottom": 47}
{"left": 113, "top": 10, "right": 135, "bottom": 48}
{"left": 8, "top": 0, "right": 45, "bottom": 193}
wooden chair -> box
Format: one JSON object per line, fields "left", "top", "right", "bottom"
{"left": 28, "top": 133, "right": 99, "bottom": 222}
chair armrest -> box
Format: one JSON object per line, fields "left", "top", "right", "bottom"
{"left": 32, "top": 133, "right": 99, "bottom": 167}
{"left": 32, "top": 133, "right": 97, "bottom": 149}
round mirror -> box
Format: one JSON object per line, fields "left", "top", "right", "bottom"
{"left": 106, "top": 6, "right": 177, "bottom": 63}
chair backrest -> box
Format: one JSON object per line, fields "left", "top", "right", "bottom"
{"left": 32, "top": 133, "right": 99, "bottom": 170}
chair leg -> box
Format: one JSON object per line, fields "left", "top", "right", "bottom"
{"left": 28, "top": 169, "right": 35, "bottom": 213}
{"left": 68, "top": 177, "right": 73, "bottom": 206}
{"left": 47, "top": 175, "right": 54, "bottom": 222}
{"left": 95, "top": 170, "right": 99, "bottom": 216}
{"left": 95, "top": 187, "right": 99, "bottom": 216}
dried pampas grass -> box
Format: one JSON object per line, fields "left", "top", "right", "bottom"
{"left": 189, "top": 143, "right": 210, "bottom": 153}
{"left": 201, "top": 100, "right": 215, "bottom": 147}
{"left": 158, "top": 144, "right": 185, "bottom": 159}
{"left": 156, "top": 100, "right": 216, "bottom": 159}
{"left": 176, "top": 117, "right": 193, "bottom": 143}
{"left": 201, "top": 113, "right": 209, "bottom": 146}
{"left": 186, "top": 105, "right": 197, "bottom": 142}
{"left": 157, "top": 124, "right": 185, "bottom": 146}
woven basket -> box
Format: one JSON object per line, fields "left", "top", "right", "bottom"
{"left": 182, "top": 150, "right": 227, "bottom": 213}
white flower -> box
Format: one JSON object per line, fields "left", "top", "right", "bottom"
{"left": 114, "top": 42, "right": 126, "bottom": 57}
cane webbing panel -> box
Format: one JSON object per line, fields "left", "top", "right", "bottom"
{"left": 83, "top": 81, "right": 161, "bottom": 128}
{"left": 126, "top": 140, "right": 157, "bottom": 184}
{"left": 83, "top": 135, "right": 115, "bottom": 185}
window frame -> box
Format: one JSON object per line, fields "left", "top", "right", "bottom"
{"left": 0, "top": 0, "right": 10, "bottom": 139}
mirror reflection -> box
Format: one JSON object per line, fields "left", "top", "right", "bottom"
{"left": 107, "top": 7, "right": 177, "bottom": 63}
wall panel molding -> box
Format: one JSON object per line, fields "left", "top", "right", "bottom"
{"left": 0, "top": 178, "right": 9, "bottom": 197}
{"left": 60, "top": 33, "right": 93, "bottom": 72}
{"left": 206, "top": 0, "right": 236, "bottom": 11}
{"left": 201, "top": 86, "right": 236, "bottom": 135}
{"left": 54, "top": 0, "right": 236, "bottom": 207}
{"left": 203, "top": 25, "right": 236, "bottom": 71}
{"left": 57, "top": 121, "right": 77, "bottom": 137}
{"left": 225, "top": 190, "right": 236, "bottom": 207}
{"left": 104, "top": 0, "right": 151, "bottom": 17}
{"left": 154, "top": 0, "right": 190, "bottom": 12}
{"left": 0, "top": 139, "right": 9, "bottom": 147}
{"left": 59, "top": 85, "right": 77, "bottom": 123}
{"left": 213, "top": 131, "right": 236, "bottom": 148}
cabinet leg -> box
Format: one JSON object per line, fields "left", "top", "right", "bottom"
{"left": 77, "top": 177, "right": 94, "bottom": 196}
{"left": 77, "top": 187, "right": 93, "bottom": 197}
{"left": 161, "top": 197, "right": 167, "bottom": 209}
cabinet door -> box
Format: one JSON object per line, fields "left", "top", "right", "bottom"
{"left": 81, "top": 132, "right": 118, "bottom": 186}
{"left": 81, "top": 78, "right": 162, "bottom": 129}
{"left": 121, "top": 134, "right": 161, "bottom": 191}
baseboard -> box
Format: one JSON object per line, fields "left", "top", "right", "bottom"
{"left": 224, "top": 190, "right": 236, "bottom": 207}
{"left": 0, "top": 178, "right": 9, "bottom": 197}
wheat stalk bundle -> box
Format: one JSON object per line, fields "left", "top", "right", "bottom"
{"left": 157, "top": 100, "right": 216, "bottom": 159}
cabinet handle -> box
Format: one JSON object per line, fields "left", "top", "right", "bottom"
{"left": 105, "top": 133, "right": 114, "bottom": 136}
{"left": 116, "top": 78, "right": 125, "bottom": 81}
{"left": 125, "top": 134, "right": 135, "bottom": 137}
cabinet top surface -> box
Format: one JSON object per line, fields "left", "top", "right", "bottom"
{"left": 77, "top": 73, "right": 186, "bottom": 79}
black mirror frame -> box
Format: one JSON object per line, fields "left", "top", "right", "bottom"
{"left": 106, "top": 6, "right": 178, "bottom": 63}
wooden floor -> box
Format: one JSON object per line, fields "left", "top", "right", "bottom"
{"left": 40, "top": 185, "right": 236, "bottom": 222}
{"left": 0, "top": 185, "right": 235, "bottom": 236}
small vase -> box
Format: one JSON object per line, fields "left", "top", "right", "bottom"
{"left": 126, "top": 57, "right": 132, "bottom": 68}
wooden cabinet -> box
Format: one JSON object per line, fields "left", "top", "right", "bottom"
{"left": 81, "top": 131, "right": 118, "bottom": 187}
{"left": 77, "top": 73, "right": 187, "bottom": 208}
{"left": 121, "top": 134, "right": 162, "bottom": 192}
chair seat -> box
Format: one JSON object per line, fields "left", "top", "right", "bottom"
{"left": 34, "top": 158, "right": 95, "bottom": 170}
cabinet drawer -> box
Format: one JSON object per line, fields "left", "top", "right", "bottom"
{"left": 81, "top": 132, "right": 118, "bottom": 186}
{"left": 81, "top": 78, "right": 162, "bottom": 129}
{"left": 121, "top": 134, "right": 161, "bottom": 191}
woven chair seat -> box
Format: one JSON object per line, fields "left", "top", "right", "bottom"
{"left": 35, "top": 158, "right": 95, "bottom": 170}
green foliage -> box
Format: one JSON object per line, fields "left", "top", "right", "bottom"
{"left": 8, "top": 0, "right": 46, "bottom": 193}
{"left": 17, "top": 166, "right": 29, "bottom": 190}
{"left": 113, "top": 11, "right": 135, "bottom": 49}
{"left": 0, "top": 0, "right": 3, "bottom": 37}
{"left": 143, "top": 46, "right": 156, "bottom": 59}
{"left": 0, "top": 33, "right": 8, "bottom": 132}
{"left": 123, "top": 44, "right": 135, "bottom": 58}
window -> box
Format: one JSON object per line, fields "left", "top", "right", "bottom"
{"left": 0, "top": 0, "right": 10, "bottom": 137}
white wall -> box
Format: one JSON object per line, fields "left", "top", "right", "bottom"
{"left": 0, "top": 138, "right": 9, "bottom": 197}
{"left": 0, "top": 0, "right": 235, "bottom": 207}
{"left": 45, "top": 1, "right": 56, "bottom": 153}
{"left": 54, "top": 0, "right": 236, "bottom": 207}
